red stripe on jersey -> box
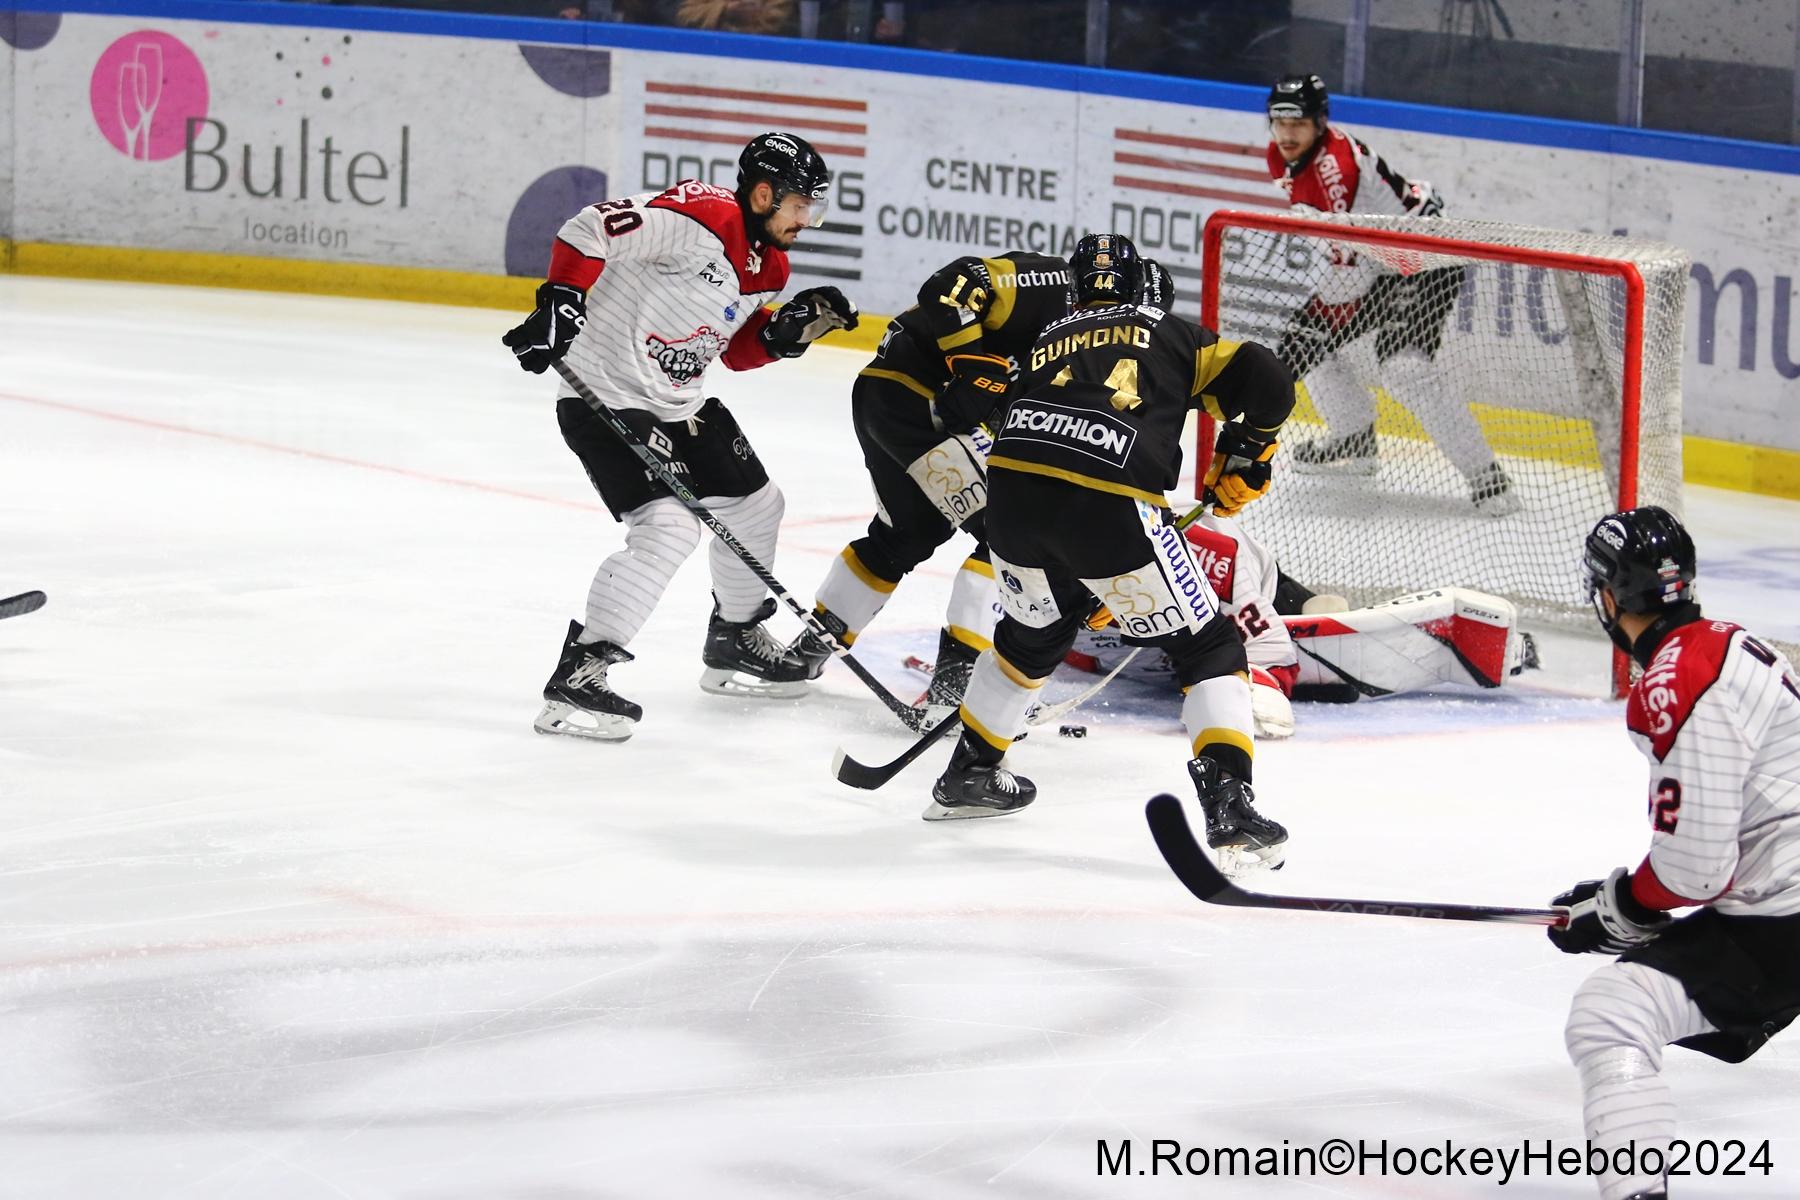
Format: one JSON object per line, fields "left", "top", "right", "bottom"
{"left": 721, "top": 307, "right": 776, "bottom": 371}
{"left": 547, "top": 238, "right": 604, "bottom": 290}
{"left": 1631, "top": 855, "right": 1717, "bottom": 910}
{"left": 1626, "top": 620, "right": 1741, "bottom": 762}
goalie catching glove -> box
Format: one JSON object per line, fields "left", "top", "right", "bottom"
{"left": 933, "top": 352, "right": 1015, "bottom": 434}
{"left": 1204, "top": 423, "right": 1280, "bottom": 516}
{"left": 502, "top": 282, "right": 588, "bottom": 374}
{"left": 760, "top": 286, "right": 859, "bottom": 358}
{"left": 1547, "top": 867, "right": 1672, "bottom": 955}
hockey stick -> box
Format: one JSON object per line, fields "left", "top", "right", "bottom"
{"left": 833, "top": 711, "right": 961, "bottom": 790}
{"left": 1145, "top": 794, "right": 1568, "bottom": 926}
{"left": 0, "top": 590, "right": 46, "bottom": 620}
{"left": 1023, "top": 498, "right": 1213, "bottom": 727}
{"left": 551, "top": 360, "right": 923, "bottom": 731}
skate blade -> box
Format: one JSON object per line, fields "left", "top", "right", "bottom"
{"left": 921, "top": 798, "right": 1030, "bottom": 821}
{"left": 1213, "top": 841, "right": 1288, "bottom": 878}
{"left": 533, "top": 700, "right": 635, "bottom": 742}
{"left": 698, "top": 667, "right": 809, "bottom": 700}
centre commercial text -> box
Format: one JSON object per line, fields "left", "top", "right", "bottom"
{"left": 877, "top": 157, "right": 1079, "bottom": 254}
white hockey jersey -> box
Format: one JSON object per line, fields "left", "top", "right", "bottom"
{"left": 1625, "top": 620, "right": 1800, "bottom": 918}
{"left": 549, "top": 180, "right": 791, "bottom": 422}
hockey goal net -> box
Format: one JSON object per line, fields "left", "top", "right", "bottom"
{"left": 1199, "top": 211, "right": 1688, "bottom": 646}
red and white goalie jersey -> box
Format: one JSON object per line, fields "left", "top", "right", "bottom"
{"left": 1067, "top": 509, "right": 1531, "bottom": 737}
{"left": 1624, "top": 621, "right": 1800, "bottom": 918}
{"left": 548, "top": 180, "right": 790, "bottom": 421}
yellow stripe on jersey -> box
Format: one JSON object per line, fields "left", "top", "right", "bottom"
{"left": 840, "top": 546, "right": 900, "bottom": 593}
{"left": 981, "top": 256, "right": 1019, "bottom": 332}
{"left": 947, "top": 624, "right": 994, "bottom": 653}
{"left": 858, "top": 366, "right": 936, "bottom": 401}
{"left": 1192, "top": 725, "right": 1255, "bottom": 759}
{"left": 987, "top": 457, "right": 1170, "bottom": 507}
{"left": 937, "top": 323, "right": 986, "bottom": 352}
{"left": 992, "top": 650, "right": 1050, "bottom": 689}
{"left": 959, "top": 556, "right": 996, "bottom": 580}
{"left": 1193, "top": 337, "right": 1243, "bottom": 417}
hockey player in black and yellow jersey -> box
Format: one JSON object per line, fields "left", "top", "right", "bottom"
{"left": 792, "top": 250, "right": 1074, "bottom": 714}
{"left": 928, "top": 234, "right": 1297, "bottom": 876}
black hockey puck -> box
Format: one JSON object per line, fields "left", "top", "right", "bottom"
{"left": 1058, "top": 724, "right": 1088, "bottom": 738}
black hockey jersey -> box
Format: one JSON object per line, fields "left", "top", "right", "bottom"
{"left": 862, "top": 251, "right": 1071, "bottom": 398}
{"left": 989, "top": 300, "right": 1294, "bottom": 504}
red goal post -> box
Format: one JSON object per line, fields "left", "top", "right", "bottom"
{"left": 1195, "top": 210, "right": 1690, "bottom": 694}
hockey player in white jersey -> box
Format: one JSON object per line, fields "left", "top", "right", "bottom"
{"left": 1066, "top": 507, "right": 1533, "bottom": 736}
{"left": 1549, "top": 506, "right": 1800, "bottom": 1200}
{"left": 1264, "top": 73, "right": 1516, "bottom": 515}
{"left": 503, "top": 133, "right": 858, "bottom": 741}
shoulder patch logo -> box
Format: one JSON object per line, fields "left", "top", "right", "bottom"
{"left": 700, "top": 260, "right": 728, "bottom": 287}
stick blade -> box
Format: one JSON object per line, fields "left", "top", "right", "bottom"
{"left": 0, "top": 590, "right": 46, "bottom": 619}
{"left": 1144, "top": 793, "right": 1236, "bottom": 904}
{"left": 834, "top": 748, "right": 888, "bottom": 790}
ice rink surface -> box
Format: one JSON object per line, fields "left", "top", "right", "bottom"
{"left": 3, "top": 277, "right": 1798, "bottom": 1198}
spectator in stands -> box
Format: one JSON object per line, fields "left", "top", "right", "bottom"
{"left": 676, "top": 0, "right": 794, "bottom": 34}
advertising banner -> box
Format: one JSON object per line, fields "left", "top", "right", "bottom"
{"left": 2, "top": 9, "right": 1795, "bottom": 453}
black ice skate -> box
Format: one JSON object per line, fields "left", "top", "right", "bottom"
{"left": 788, "top": 606, "right": 852, "bottom": 680}
{"left": 1188, "top": 757, "right": 1287, "bottom": 875}
{"left": 534, "top": 620, "right": 642, "bottom": 742}
{"left": 923, "top": 628, "right": 980, "bottom": 708}
{"left": 701, "top": 597, "right": 812, "bottom": 699}
{"left": 924, "top": 731, "right": 1036, "bottom": 821}
{"left": 1289, "top": 422, "right": 1377, "bottom": 475}
{"left": 1470, "top": 461, "right": 1521, "bottom": 516}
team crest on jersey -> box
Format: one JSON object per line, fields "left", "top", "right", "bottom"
{"left": 745, "top": 248, "right": 762, "bottom": 275}
{"left": 645, "top": 326, "right": 727, "bottom": 387}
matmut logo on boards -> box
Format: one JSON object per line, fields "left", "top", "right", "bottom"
{"left": 1107, "top": 127, "right": 1284, "bottom": 315}
{"left": 637, "top": 79, "right": 867, "bottom": 285}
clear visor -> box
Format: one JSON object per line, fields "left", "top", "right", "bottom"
{"left": 787, "top": 190, "right": 830, "bottom": 229}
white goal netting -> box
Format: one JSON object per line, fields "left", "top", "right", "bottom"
{"left": 1203, "top": 211, "right": 1688, "bottom": 630}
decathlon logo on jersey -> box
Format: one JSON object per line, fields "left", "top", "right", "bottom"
{"left": 1001, "top": 400, "right": 1135, "bottom": 467}
{"left": 645, "top": 327, "right": 725, "bottom": 387}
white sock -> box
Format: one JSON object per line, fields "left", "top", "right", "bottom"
{"left": 580, "top": 498, "right": 700, "bottom": 647}
{"left": 1180, "top": 674, "right": 1254, "bottom": 762}
{"left": 944, "top": 555, "right": 999, "bottom": 652}
{"left": 706, "top": 482, "right": 785, "bottom": 623}
{"left": 814, "top": 547, "right": 896, "bottom": 639}
{"left": 1565, "top": 960, "right": 1717, "bottom": 1200}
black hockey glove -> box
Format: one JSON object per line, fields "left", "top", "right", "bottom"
{"left": 1547, "top": 867, "right": 1672, "bottom": 955}
{"left": 502, "top": 282, "right": 587, "bottom": 374}
{"left": 759, "top": 286, "right": 860, "bottom": 358}
{"left": 1204, "top": 422, "right": 1280, "bottom": 517}
{"left": 933, "top": 352, "right": 1015, "bottom": 434}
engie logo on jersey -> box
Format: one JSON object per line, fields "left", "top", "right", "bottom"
{"left": 645, "top": 327, "right": 726, "bottom": 387}
{"left": 1000, "top": 399, "right": 1135, "bottom": 468}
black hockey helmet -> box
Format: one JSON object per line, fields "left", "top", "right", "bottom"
{"left": 1267, "top": 73, "right": 1329, "bottom": 122}
{"left": 1583, "top": 506, "right": 1697, "bottom": 647}
{"left": 1068, "top": 234, "right": 1143, "bottom": 307}
{"left": 737, "top": 132, "right": 831, "bottom": 225}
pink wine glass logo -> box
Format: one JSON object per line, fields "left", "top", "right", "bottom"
{"left": 90, "top": 31, "right": 207, "bottom": 162}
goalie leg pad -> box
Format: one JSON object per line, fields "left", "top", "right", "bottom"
{"left": 1284, "top": 587, "right": 1520, "bottom": 697}
{"left": 1247, "top": 664, "right": 1296, "bottom": 739}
